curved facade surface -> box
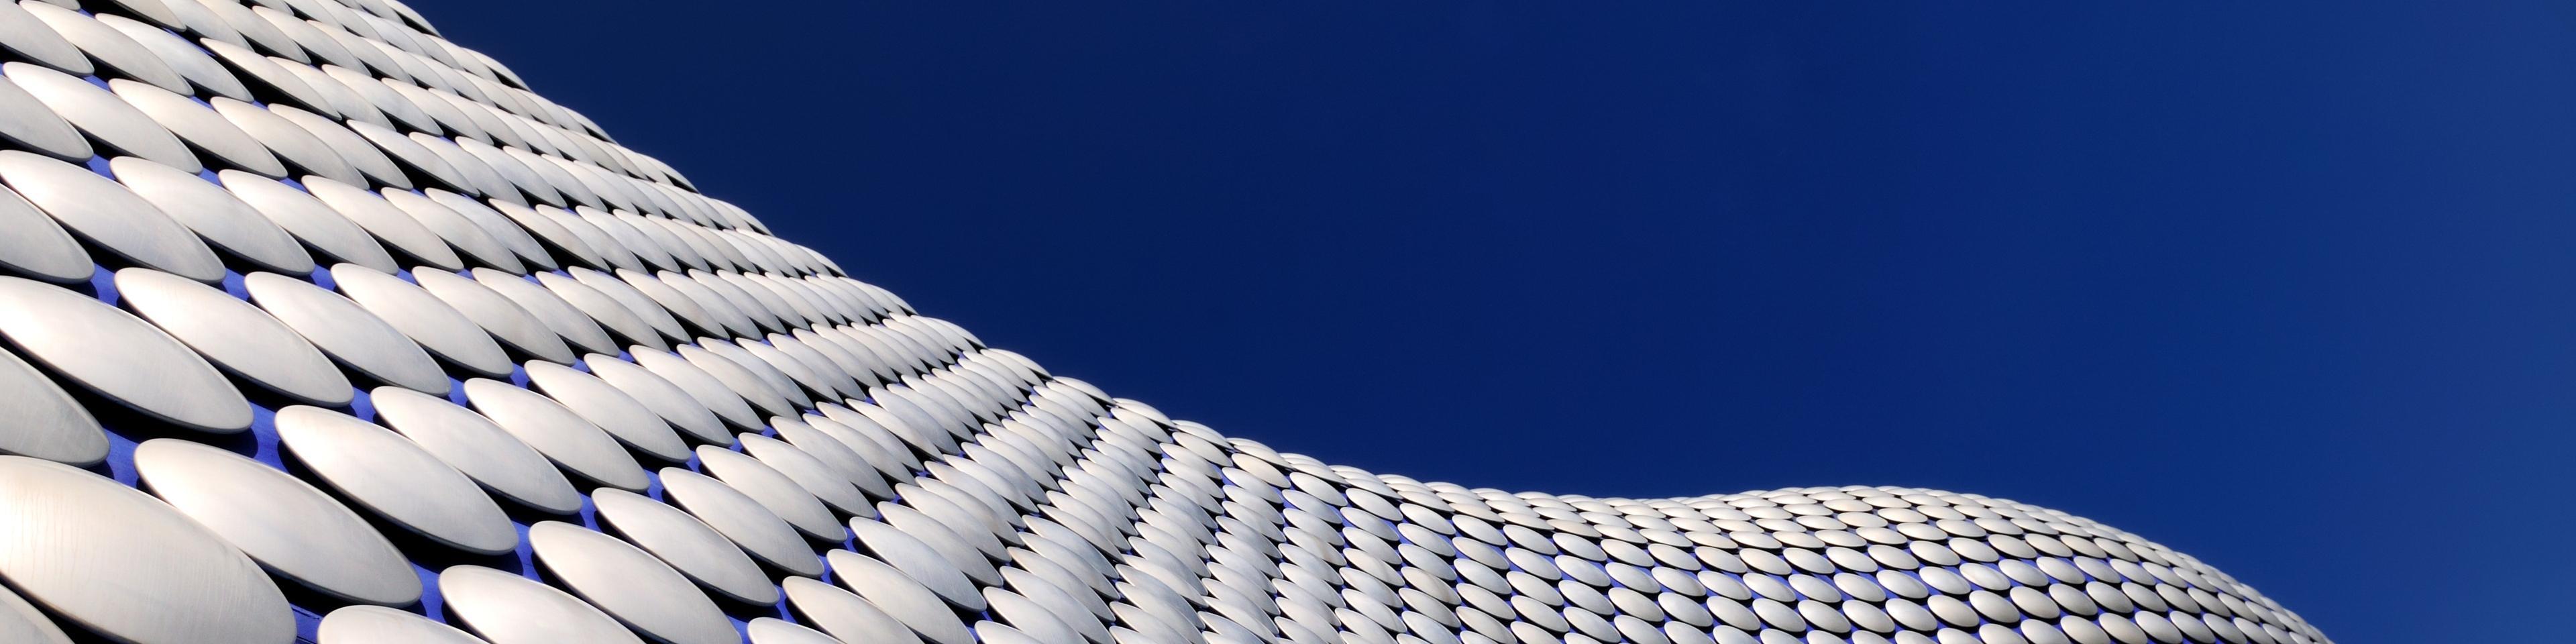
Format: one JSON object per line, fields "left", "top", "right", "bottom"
{"left": 0, "top": 1, "right": 2328, "bottom": 644}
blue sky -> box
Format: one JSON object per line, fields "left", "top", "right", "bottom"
{"left": 416, "top": 1, "right": 2576, "bottom": 639}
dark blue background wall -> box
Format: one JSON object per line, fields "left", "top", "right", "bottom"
{"left": 413, "top": 1, "right": 2576, "bottom": 639}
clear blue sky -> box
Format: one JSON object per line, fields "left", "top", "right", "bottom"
{"left": 415, "top": 1, "right": 2575, "bottom": 639}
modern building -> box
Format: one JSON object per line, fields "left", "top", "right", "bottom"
{"left": 0, "top": 1, "right": 2327, "bottom": 644}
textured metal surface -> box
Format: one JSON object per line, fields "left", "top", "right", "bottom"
{"left": 634, "top": 346, "right": 765, "bottom": 430}
{"left": 746, "top": 617, "right": 845, "bottom": 644}
{"left": 850, "top": 516, "right": 984, "bottom": 610}
{"left": 0, "top": 276, "right": 249, "bottom": 431}
{"left": 332, "top": 263, "right": 513, "bottom": 377}
{"left": 476, "top": 266, "right": 619, "bottom": 353}
{"left": 545, "top": 272, "right": 668, "bottom": 350}
{"left": 0, "top": 180, "right": 89, "bottom": 282}
{"left": 133, "top": 439, "right": 419, "bottom": 606}
{"left": 19, "top": 3, "right": 186, "bottom": 95}
{"left": 0, "top": 580, "right": 72, "bottom": 644}
{"left": 390, "top": 189, "right": 518, "bottom": 272}
{"left": 0, "top": 5, "right": 2330, "bottom": 644}
{"left": 413, "top": 266, "right": 572, "bottom": 363}
{"left": 316, "top": 605, "right": 491, "bottom": 644}
{"left": 524, "top": 360, "right": 688, "bottom": 461}
{"left": 659, "top": 464, "right": 826, "bottom": 576}
{"left": 736, "top": 431, "right": 871, "bottom": 515}
{"left": 3, "top": 61, "right": 197, "bottom": 172}
{"left": 528, "top": 521, "right": 739, "bottom": 644}
{"left": 592, "top": 487, "right": 780, "bottom": 605}
{"left": 219, "top": 168, "right": 398, "bottom": 271}
{"left": 244, "top": 270, "right": 449, "bottom": 394}
{"left": 463, "top": 377, "right": 649, "bottom": 491}
{"left": 370, "top": 386, "right": 585, "bottom": 514}
{"left": 0, "top": 149, "right": 219, "bottom": 280}
{"left": 0, "top": 455, "right": 292, "bottom": 644}
{"left": 115, "top": 268, "right": 350, "bottom": 405}
{"left": 110, "top": 158, "right": 310, "bottom": 274}
{"left": 311, "top": 179, "right": 464, "bottom": 271}
{"left": 0, "top": 2, "right": 89, "bottom": 78}
{"left": 274, "top": 405, "right": 517, "bottom": 555}
{"left": 0, "top": 339, "right": 101, "bottom": 465}
{"left": 96, "top": 13, "right": 251, "bottom": 102}
{"left": 586, "top": 352, "right": 730, "bottom": 444}
{"left": 0, "top": 75, "right": 89, "bottom": 161}
{"left": 696, "top": 439, "right": 843, "bottom": 540}
{"left": 782, "top": 576, "right": 922, "bottom": 644}
{"left": 440, "top": 565, "right": 646, "bottom": 644}
{"left": 830, "top": 549, "right": 977, "bottom": 644}
{"left": 111, "top": 79, "right": 283, "bottom": 176}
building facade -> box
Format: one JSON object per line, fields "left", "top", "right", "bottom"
{"left": 0, "top": 1, "right": 2326, "bottom": 644}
